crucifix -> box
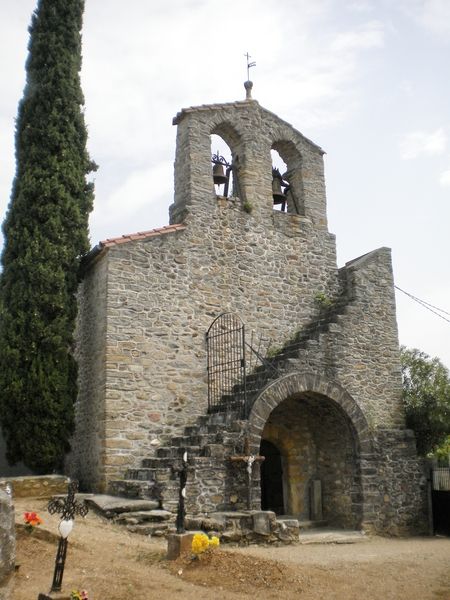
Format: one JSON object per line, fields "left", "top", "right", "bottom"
{"left": 46, "top": 480, "right": 89, "bottom": 593}
{"left": 230, "top": 437, "right": 265, "bottom": 510}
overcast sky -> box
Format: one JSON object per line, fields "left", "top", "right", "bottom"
{"left": 0, "top": 0, "right": 449, "bottom": 367}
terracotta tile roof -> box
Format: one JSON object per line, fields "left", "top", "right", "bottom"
{"left": 100, "top": 223, "right": 186, "bottom": 247}
{"left": 80, "top": 224, "right": 186, "bottom": 270}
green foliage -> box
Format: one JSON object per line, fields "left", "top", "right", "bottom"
{"left": 432, "top": 436, "right": 450, "bottom": 463}
{"left": 314, "top": 291, "right": 333, "bottom": 310}
{"left": 0, "top": 0, "right": 95, "bottom": 473}
{"left": 242, "top": 200, "right": 253, "bottom": 214}
{"left": 266, "top": 345, "right": 283, "bottom": 359}
{"left": 400, "top": 346, "right": 450, "bottom": 457}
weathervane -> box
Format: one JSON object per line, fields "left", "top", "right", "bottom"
{"left": 244, "top": 52, "right": 256, "bottom": 81}
{"left": 244, "top": 53, "right": 256, "bottom": 100}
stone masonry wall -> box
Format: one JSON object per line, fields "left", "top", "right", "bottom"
{"left": 373, "top": 430, "right": 428, "bottom": 534}
{"left": 295, "top": 247, "right": 405, "bottom": 428}
{"left": 67, "top": 255, "right": 109, "bottom": 490}
{"left": 72, "top": 99, "right": 408, "bottom": 500}
{"left": 87, "top": 204, "right": 338, "bottom": 488}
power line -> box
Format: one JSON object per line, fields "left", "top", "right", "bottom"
{"left": 395, "top": 285, "right": 450, "bottom": 324}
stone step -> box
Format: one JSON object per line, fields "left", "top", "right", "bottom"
{"left": 85, "top": 494, "right": 159, "bottom": 516}
{"left": 284, "top": 358, "right": 302, "bottom": 369}
{"left": 297, "top": 519, "right": 328, "bottom": 529}
{"left": 108, "top": 479, "right": 156, "bottom": 499}
{"left": 127, "top": 522, "right": 172, "bottom": 536}
{"left": 114, "top": 509, "right": 173, "bottom": 525}
{"left": 171, "top": 432, "right": 224, "bottom": 447}
{"left": 298, "top": 529, "right": 369, "bottom": 545}
{"left": 156, "top": 445, "right": 201, "bottom": 459}
{"left": 184, "top": 422, "right": 224, "bottom": 436}
{"left": 134, "top": 458, "right": 172, "bottom": 470}
{"left": 197, "top": 412, "right": 241, "bottom": 427}
{"left": 171, "top": 435, "right": 202, "bottom": 447}
{"left": 125, "top": 467, "right": 161, "bottom": 481}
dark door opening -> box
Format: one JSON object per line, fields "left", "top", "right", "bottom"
{"left": 432, "top": 491, "right": 450, "bottom": 535}
{"left": 260, "top": 439, "right": 284, "bottom": 514}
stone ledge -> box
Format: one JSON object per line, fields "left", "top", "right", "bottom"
{"left": 0, "top": 475, "right": 70, "bottom": 499}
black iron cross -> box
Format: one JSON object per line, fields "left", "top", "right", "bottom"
{"left": 47, "top": 480, "right": 89, "bottom": 592}
{"left": 175, "top": 450, "right": 188, "bottom": 534}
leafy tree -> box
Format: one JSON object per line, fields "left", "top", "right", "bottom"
{"left": 401, "top": 346, "right": 450, "bottom": 456}
{"left": 0, "top": 0, "right": 95, "bottom": 473}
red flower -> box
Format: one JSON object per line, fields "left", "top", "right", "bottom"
{"left": 24, "top": 511, "right": 43, "bottom": 527}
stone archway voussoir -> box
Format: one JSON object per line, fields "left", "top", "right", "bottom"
{"left": 249, "top": 372, "right": 372, "bottom": 450}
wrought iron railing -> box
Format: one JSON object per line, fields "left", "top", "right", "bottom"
{"left": 206, "top": 313, "right": 246, "bottom": 416}
{"left": 206, "top": 313, "right": 281, "bottom": 418}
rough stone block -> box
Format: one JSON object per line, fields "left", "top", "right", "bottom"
{"left": 166, "top": 532, "right": 195, "bottom": 560}
{"left": 0, "top": 488, "right": 15, "bottom": 598}
{"left": 252, "top": 511, "right": 271, "bottom": 535}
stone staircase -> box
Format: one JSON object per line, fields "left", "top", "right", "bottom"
{"left": 108, "top": 411, "right": 246, "bottom": 535}
{"left": 106, "top": 287, "right": 355, "bottom": 536}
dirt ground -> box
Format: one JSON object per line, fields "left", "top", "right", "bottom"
{"left": 9, "top": 497, "right": 450, "bottom": 600}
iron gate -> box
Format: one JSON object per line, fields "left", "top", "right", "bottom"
{"left": 206, "top": 313, "right": 246, "bottom": 415}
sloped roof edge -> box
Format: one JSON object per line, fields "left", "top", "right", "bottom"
{"left": 81, "top": 223, "right": 186, "bottom": 270}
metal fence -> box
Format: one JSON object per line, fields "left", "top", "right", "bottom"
{"left": 432, "top": 468, "right": 450, "bottom": 492}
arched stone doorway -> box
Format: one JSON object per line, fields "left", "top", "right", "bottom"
{"left": 248, "top": 373, "right": 374, "bottom": 529}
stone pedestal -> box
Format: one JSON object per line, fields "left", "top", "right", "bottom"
{"left": 166, "top": 532, "right": 195, "bottom": 560}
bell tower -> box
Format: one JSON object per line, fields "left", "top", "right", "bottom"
{"left": 169, "top": 84, "right": 329, "bottom": 231}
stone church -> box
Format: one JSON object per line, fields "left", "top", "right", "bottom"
{"left": 68, "top": 85, "right": 426, "bottom": 534}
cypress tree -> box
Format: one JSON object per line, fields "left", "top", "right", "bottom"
{"left": 0, "top": 0, "right": 96, "bottom": 473}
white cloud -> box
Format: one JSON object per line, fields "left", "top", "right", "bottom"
{"left": 399, "top": 128, "right": 447, "bottom": 159}
{"left": 439, "top": 168, "right": 450, "bottom": 187}
{"left": 346, "top": 0, "right": 374, "bottom": 12}
{"left": 331, "top": 21, "right": 384, "bottom": 52}
{"left": 399, "top": 0, "right": 450, "bottom": 39}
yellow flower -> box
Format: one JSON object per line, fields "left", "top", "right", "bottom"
{"left": 191, "top": 533, "right": 209, "bottom": 555}
{"left": 209, "top": 536, "right": 220, "bottom": 547}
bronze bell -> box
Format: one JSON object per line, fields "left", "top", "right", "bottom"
{"left": 272, "top": 171, "right": 286, "bottom": 205}
{"left": 213, "top": 163, "right": 228, "bottom": 186}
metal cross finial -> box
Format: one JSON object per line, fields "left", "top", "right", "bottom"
{"left": 46, "top": 480, "right": 89, "bottom": 593}
{"left": 244, "top": 52, "right": 256, "bottom": 81}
